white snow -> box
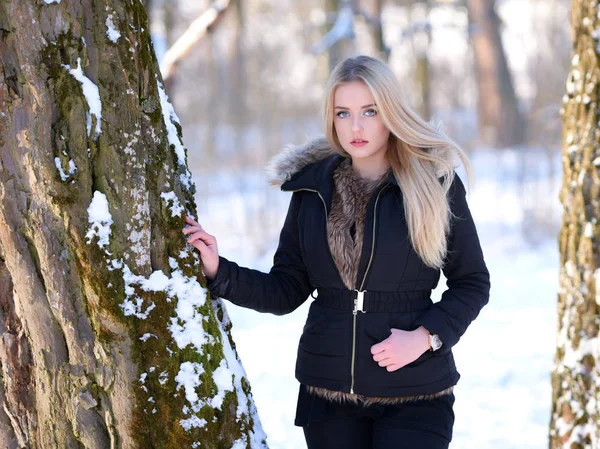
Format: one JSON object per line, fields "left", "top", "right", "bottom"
{"left": 585, "top": 222, "right": 594, "bottom": 237}
{"left": 62, "top": 57, "right": 102, "bottom": 137}
{"left": 156, "top": 77, "right": 193, "bottom": 188}
{"left": 140, "top": 333, "right": 157, "bottom": 342}
{"left": 175, "top": 362, "right": 207, "bottom": 430}
{"left": 156, "top": 79, "right": 184, "bottom": 164}
{"left": 44, "top": 0, "right": 60, "bottom": 3}
{"left": 85, "top": 191, "right": 113, "bottom": 249}
{"left": 160, "top": 191, "right": 185, "bottom": 217}
{"left": 54, "top": 157, "right": 77, "bottom": 181}
{"left": 106, "top": 12, "right": 121, "bottom": 43}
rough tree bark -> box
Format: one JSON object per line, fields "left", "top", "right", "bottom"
{"left": 467, "top": 0, "right": 526, "bottom": 147}
{"left": 0, "top": 1, "right": 267, "bottom": 448}
{"left": 549, "top": 1, "right": 600, "bottom": 447}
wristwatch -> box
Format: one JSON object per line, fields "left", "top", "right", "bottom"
{"left": 428, "top": 332, "right": 443, "bottom": 351}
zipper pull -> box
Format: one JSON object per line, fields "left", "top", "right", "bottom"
{"left": 353, "top": 289, "right": 366, "bottom": 314}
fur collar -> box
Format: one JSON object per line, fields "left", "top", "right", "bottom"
{"left": 327, "top": 158, "right": 389, "bottom": 290}
{"left": 265, "top": 120, "right": 461, "bottom": 189}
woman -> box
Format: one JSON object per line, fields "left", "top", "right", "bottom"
{"left": 183, "top": 55, "right": 490, "bottom": 448}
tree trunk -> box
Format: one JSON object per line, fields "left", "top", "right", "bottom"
{"left": 467, "top": 0, "right": 526, "bottom": 147}
{"left": 549, "top": 1, "right": 600, "bottom": 447}
{"left": 0, "top": 1, "right": 267, "bottom": 447}
{"left": 372, "top": 0, "right": 389, "bottom": 62}
{"left": 410, "top": 0, "right": 432, "bottom": 121}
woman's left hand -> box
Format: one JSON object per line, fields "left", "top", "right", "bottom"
{"left": 371, "top": 326, "right": 431, "bottom": 372}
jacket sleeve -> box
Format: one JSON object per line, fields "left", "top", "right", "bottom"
{"left": 413, "top": 173, "right": 491, "bottom": 349}
{"left": 204, "top": 191, "right": 314, "bottom": 315}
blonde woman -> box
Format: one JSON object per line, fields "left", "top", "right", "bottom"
{"left": 183, "top": 55, "right": 490, "bottom": 448}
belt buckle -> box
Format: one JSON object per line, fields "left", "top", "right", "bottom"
{"left": 353, "top": 289, "right": 367, "bottom": 314}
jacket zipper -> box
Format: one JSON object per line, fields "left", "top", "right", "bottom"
{"left": 289, "top": 184, "right": 390, "bottom": 394}
{"left": 350, "top": 184, "right": 388, "bottom": 393}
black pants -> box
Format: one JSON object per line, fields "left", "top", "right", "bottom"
{"left": 295, "top": 385, "right": 455, "bottom": 449}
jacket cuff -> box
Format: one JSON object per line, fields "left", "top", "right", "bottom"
{"left": 413, "top": 305, "right": 458, "bottom": 350}
{"left": 205, "top": 255, "right": 231, "bottom": 298}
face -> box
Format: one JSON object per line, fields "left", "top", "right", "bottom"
{"left": 333, "top": 80, "right": 391, "bottom": 163}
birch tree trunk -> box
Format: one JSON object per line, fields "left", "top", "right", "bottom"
{"left": 549, "top": 1, "right": 600, "bottom": 447}
{"left": 0, "top": 1, "right": 267, "bottom": 448}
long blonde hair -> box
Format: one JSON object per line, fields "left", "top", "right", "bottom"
{"left": 323, "top": 55, "right": 475, "bottom": 269}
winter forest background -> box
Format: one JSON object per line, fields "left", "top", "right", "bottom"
{"left": 150, "top": 0, "right": 569, "bottom": 447}
{"left": 0, "top": 0, "right": 582, "bottom": 447}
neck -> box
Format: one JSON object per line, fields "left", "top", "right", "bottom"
{"left": 350, "top": 158, "right": 390, "bottom": 181}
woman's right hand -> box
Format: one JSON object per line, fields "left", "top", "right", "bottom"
{"left": 183, "top": 216, "right": 219, "bottom": 280}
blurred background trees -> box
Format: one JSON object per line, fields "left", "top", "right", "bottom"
{"left": 146, "top": 0, "right": 569, "bottom": 258}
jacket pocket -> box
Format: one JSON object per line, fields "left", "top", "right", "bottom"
{"left": 298, "top": 302, "right": 348, "bottom": 357}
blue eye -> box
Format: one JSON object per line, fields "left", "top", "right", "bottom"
{"left": 335, "top": 109, "right": 377, "bottom": 118}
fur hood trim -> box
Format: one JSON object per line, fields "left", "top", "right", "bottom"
{"left": 264, "top": 120, "right": 461, "bottom": 188}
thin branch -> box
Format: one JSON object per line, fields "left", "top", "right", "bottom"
{"left": 311, "top": 5, "right": 355, "bottom": 55}
{"left": 159, "top": 0, "right": 232, "bottom": 82}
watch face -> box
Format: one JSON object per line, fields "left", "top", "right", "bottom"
{"left": 431, "top": 334, "right": 442, "bottom": 350}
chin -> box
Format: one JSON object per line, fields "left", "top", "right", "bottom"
{"left": 346, "top": 149, "right": 377, "bottom": 159}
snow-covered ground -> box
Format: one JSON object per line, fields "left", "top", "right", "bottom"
{"left": 193, "top": 147, "right": 561, "bottom": 448}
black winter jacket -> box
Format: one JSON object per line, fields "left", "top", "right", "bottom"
{"left": 206, "top": 146, "right": 490, "bottom": 398}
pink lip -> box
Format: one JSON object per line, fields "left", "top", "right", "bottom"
{"left": 351, "top": 140, "right": 368, "bottom": 147}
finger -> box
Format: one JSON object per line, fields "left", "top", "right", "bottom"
{"left": 371, "top": 341, "right": 387, "bottom": 355}
{"left": 187, "top": 231, "right": 214, "bottom": 245}
{"left": 386, "top": 364, "right": 402, "bottom": 372}
{"left": 377, "top": 357, "right": 395, "bottom": 367}
{"left": 185, "top": 216, "right": 202, "bottom": 227}
{"left": 372, "top": 351, "right": 390, "bottom": 362}
{"left": 191, "top": 238, "right": 207, "bottom": 253}
{"left": 182, "top": 225, "right": 203, "bottom": 235}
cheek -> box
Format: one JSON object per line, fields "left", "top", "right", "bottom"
{"left": 333, "top": 121, "right": 351, "bottom": 140}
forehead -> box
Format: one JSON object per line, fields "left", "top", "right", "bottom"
{"left": 333, "top": 81, "right": 375, "bottom": 105}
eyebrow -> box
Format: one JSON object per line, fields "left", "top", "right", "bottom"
{"left": 333, "top": 104, "right": 376, "bottom": 110}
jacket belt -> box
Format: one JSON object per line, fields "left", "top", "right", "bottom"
{"left": 313, "top": 288, "right": 432, "bottom": 313}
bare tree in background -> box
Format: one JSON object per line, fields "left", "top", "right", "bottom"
{"left": 549, "top": 1, "right": 600, "bottom": 447}
{"left": 405, "top": 0, "right": 433, "bottom": 120}
{"left": 0, "top": 1, "right": 267, "bottom": 447}
{"left": 314, "top": 0, "right": 390, "bottom": 70}
{"left": 467, "top": 0, "right": 526, "bottom": 147}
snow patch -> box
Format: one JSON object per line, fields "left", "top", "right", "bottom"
{"left": 140, "top": 333, "right": 157, "bottom": 342}
{"left": 85, "top": 191, "right": 113, "bottom": 249}
{"left": 55, "top": 157, "right": 77, "bottom": 181}
{"left": 156, "top": 79, "right": 184, "bottom": 164}
{"left": 156, "top": 77, "right": 193, "bottom": 189}
{"left": 160, "top": 191, "right": 184, "bottom": 217}
{"left": 62, "top": 57, "right": 102, "bottom": 137}
{"left": 106, "top": 12, "right": 121, "bottom": 43}
{"left": 175, "top": 361, "right": 207, "bottom": 430}
{"left": 584, "top": 222, "right": 594, "bottom": 237}
{"left": 210, "top": 361, "right": 235, "bottom": 409}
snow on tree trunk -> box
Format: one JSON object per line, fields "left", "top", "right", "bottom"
{"left": 0, "top": 1, "right": 267, "bottom": 448}
{"left": 550, "top": 1, "right": 600, "bottom": 447}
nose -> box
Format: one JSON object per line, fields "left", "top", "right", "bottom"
{"left": 352, "top": 117, "right": 362, "bottom": 133}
